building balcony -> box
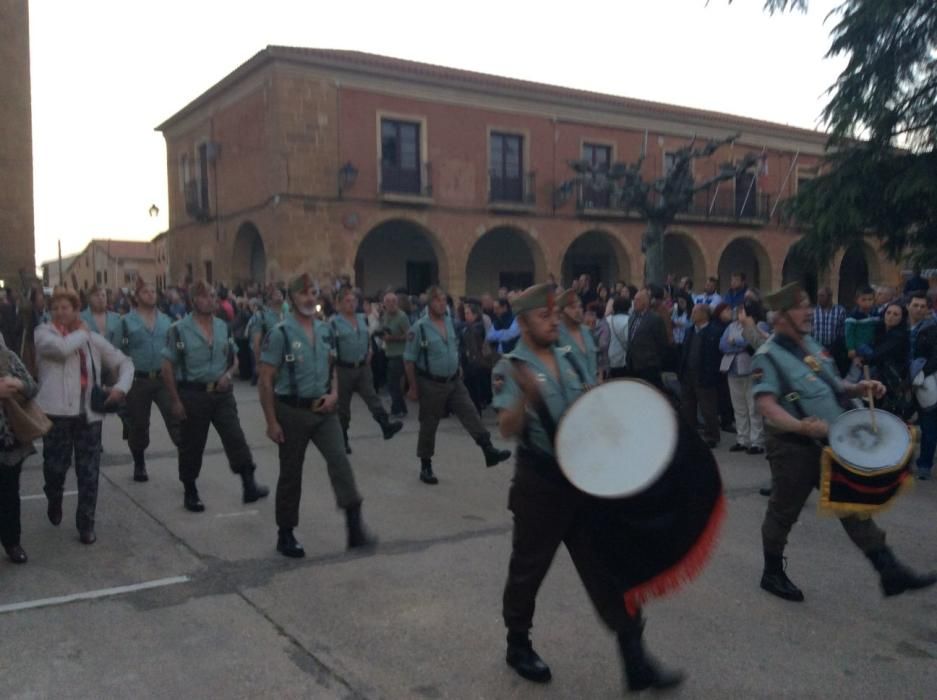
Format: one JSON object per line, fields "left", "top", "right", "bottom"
{"left": 379, "top": 161, "right": 433, "bottom": 205}
{"left": 488, "top": 171, "right": 536, "bottom": 212}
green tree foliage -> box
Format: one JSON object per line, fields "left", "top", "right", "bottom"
{"left": 757, "top": 0, "right": 937, "bottom": 266}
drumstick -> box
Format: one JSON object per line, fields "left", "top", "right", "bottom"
{"left": 863, "top": 365, "right": 877, "bottom": 434}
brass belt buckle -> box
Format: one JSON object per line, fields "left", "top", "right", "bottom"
{"left": 207, "top": 382, "right": 216, "bottom": 393}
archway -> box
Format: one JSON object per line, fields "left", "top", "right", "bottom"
{"left": 717, "top": 237, "right": 772, "bottom": 294}
{"left": 781, "top": 241, "right": 818, "bottom": 300}
{"left": 232, "top": 222, "right": 267, "bottom": 285}
{"left": 837, "top": 241, "right": 879, "bottom": 306}
{"left": 465, "top": 226, "right": 544, "bottom": 296}
{"left": 561, "top": 230, "right": 630, "bottom": 288}
{"left": 662, "top": 231, "right": 706, "bottom": 291}
{"left": 354, "top": 219, "right": 441, "bottom": 296}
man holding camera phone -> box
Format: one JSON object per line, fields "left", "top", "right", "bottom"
{"left": 258, "top": 274, "right": 376, "bottom": 558}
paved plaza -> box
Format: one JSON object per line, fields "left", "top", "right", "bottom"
{"left": 0, "top": 382, "right": 935, "bottom": 699}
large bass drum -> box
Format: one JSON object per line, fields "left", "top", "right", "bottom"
{"left": 820, "top": 407, "right": 915, "bottom": 516}
{"left": 555, "top": 380, "right": 725, "bottom": 613}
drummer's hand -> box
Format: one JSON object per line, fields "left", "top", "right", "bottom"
{"left": 858, "top": 379, "right": 887, "bottom": 399}
{"left": 800, "top": 416, "right": 829, "bottom": 439}
{"left": 512, "top": 364, "right": 541, "bottom": 403}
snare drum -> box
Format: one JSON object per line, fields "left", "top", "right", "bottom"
{"left": 820, "top": 408, "right": 916, "bottom": 516}
{"left": 554, "top": 380, "right": 724, "bottom": 613}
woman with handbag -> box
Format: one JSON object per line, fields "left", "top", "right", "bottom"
{"left": 35, "top": 288, "right": 133, "bottom": 545}
{"left": 0, "top": 333, "right": 41, "bottom": 563}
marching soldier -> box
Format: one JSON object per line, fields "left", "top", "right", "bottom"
{"left": 331, "top": 287, "right": 402, "bottom": 454}
{"left": 258, "top": 274, "right": 376, "bottom": 557}
{"left": 556, "top": 289, "right": 599, "bottom": 385}
{"left": 493, "top": 283, "right": 682, "bottom": 692}
{"left": 251, "top": 285, "right": 285, "bottom": 385}
{"left": 161, "top": 281, "right": 269, "bottom": 512}
{"left": 403, "top": 285, "right": 511, "bottom": 484}
{"left": 753, "top": 282, "right": 936, "bottom": 602}
{"left": 81, "top": 285, "right": 124, "bottom": 348}
{"left": 121, "top": 279, "right": 181, "bottom": 482}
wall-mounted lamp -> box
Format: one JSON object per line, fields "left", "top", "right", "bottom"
{"left": 148, "top": 204, "right": 160, "bottom": 218}
{"left": 338, "top": 161, "right": 359, "bottom": 197}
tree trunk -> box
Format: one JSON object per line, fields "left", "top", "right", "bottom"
{"left": 642, "top": 219, "right": 666, "bottom": 286}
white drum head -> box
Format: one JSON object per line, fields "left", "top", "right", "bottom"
{"left": 555, "top": 380, "right": 678, "bottom": 498}
{"left": 828, "top": 408, "right": 912, "bottom": 473}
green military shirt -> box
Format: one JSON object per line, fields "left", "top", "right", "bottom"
{"left": 491, "top": 339, "right": 586, "bottom": 458}
{"left": 404, "top": 315, "right": 460, "bottom": 378}
{"left": 330, "top": 313, "right": 370, "bottom": 364}
{"left": 251, "top": 307, "right": 283, "bottom": 342}
{"left": 260, "top": 314, "right": 335, "bottom": 398}
{"left": 382, "top": 310, "right": 410, "bottom": 358}
{"left": 122, "top": 309, "right": 172, "bottom": 373}
{"left": 161, "top": 314, "right": 236, "bottom": 383}
{"left": 558, "top": 322, "right": 598, "bottom": 383}
{"left": 751, "top": 332, "right": 847, "bottom": 426}
{"left": 81, "top": 308, "right": 123, "bottom": 348}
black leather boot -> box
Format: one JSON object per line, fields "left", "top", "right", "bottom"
{"left": 617, "top": 618, "right": 685, "bottom": 692}
{"left": 419, "top": 458, "right": 438, "bottom": 485}
{"left": 345, "top": 503, "right": 378, "bottom": 549}
{"left": 479, "top": 439, "right": 511, "bottom": 467}
{"left": 46, "top": 492, "right": 63, "bottom": 526}
{"left": 276, "top": 529, "right": 305, "bottom": 558}
{"left": 377, "top": 413, "right": 403, "bottom": 440}
{"left": 343, "top": 429, "right": 352, "bottom": 455}
{"left": 131, "top": 449, "right": 148, "bottom": 482}
{"left": 760, "top": 552, "right": 804, "bottom": 602}
{"left": 866, "top": 547, "right": 937, "bottom": 597}
{"left": 505, "top": 631, "right": 552, "bottom": 683}
{"left": 183, "top": 480, "right": 205, "bottom": 512}
{"left": 240, "top": 466, "right": 270, "bottom": 504}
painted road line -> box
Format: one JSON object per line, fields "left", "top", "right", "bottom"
{"left": 215, "top": 510, "right": 259, "bottom": 519}
{"left": 21, "top": 490, "right": 77, "bottom": 501}
{"left": 0, "top": 576, "right": 191, "bottom": 615}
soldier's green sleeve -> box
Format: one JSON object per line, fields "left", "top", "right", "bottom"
{"left": 751, "top": 352, "right": 781, "bottom": 398}
{"left": 161, "top": 324, "right": 181, "bottom": 366}
{"left": 260, "top": 325, "right": 284, "bottom": 367}
{"left": 491, "top": 357, "right": 521, "bottom": 412}
{"left": 402, "top": 324, "right": 419, "bottom": 362}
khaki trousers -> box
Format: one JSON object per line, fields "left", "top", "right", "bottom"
{"left": 416, "top": 376, "right": 489, "bottom": 459}
{"left": 274, "top": 400, "right": 362, "bottom": 529}
{"left": 762, "top": 434, "right": 886, "bottom": 556}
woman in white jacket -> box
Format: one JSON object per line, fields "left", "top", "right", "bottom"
{"left": 35, "top": 288, "right": 133, "bottom": 544}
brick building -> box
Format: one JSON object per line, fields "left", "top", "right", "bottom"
{"left": 60, "top": 240, "right": 156, "bottom": 293}
{"left": 0, "top": 0, "right": 37, "bottom": 290}
{"left": 156, "top": 46, "right": 899, "bottom": 302}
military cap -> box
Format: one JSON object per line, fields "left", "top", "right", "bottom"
{"left": 762, "top": 282, "right": 806, "bottom": 312}
{"left": 188, "top": 280, "right": 212, "bottom": 299}
{"left": 555, "top": 288, "right": 579, "bottom": 310}
{"left": 512, "top": 283, "right": 556, "bottom": 315}
{"left": 287, "top": 273, "right": 315, "bottom": 296}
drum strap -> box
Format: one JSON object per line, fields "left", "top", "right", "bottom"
{"left": 509, "top": 357, "right": 562, "bottom": 453}
{"left": 761, "top": 353, "right": 807, "bottom": 420}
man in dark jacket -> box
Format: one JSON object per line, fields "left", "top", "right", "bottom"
{"left": 679, "top": 305, "right": 723, "bottom": 447}
{"left": 625, "top": 288, "right": 669, "bottom": 390}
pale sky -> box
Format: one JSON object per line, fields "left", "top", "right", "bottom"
{"left": 28, "top": 0, "right": 845, "bottom": 267}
